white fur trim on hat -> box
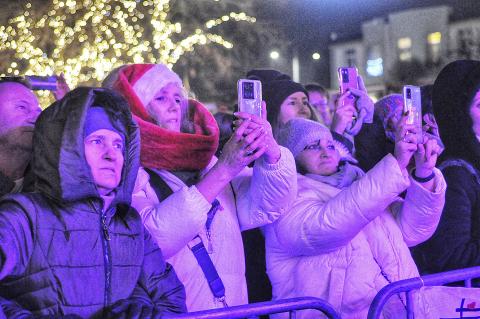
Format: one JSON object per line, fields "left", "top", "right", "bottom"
{"left": 133, "top": 64, "right": 183, "bottom": 107}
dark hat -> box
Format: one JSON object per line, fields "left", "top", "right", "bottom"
{"left": 84, "top": 106, "right": 125, "bottom": 141}
{"left": 245, "top": 69, "right": 309, "bottom": 132}
{"left": 263, "top": 79, "right": 309, "bottom": 130}
{"left": 246, "top": 69, "right": 291, "bottom": 84}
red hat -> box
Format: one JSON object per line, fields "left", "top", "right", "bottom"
{"left": 103, "top": 64, "right": 219, "bottom": 171}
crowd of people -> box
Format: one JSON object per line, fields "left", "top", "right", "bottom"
{"left": 0, "top": 59, "right": 478, "bottom": 318}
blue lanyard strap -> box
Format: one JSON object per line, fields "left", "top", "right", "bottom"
{"left": 206, "top": 199, "right": 221, "bottom": 232}
{"left": 189, "top": 236, "right": 228, "bottom": 307}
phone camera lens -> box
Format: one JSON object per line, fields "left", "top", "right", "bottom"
{"left": 406, "top": 88, "right": 411, "bottom": 99}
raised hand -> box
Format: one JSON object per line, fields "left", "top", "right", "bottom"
{"left": 394, "top": 112, "right": 419, "bottom": 171}
{"left": 234, "top": 101, "right": 281, "bottom": 164}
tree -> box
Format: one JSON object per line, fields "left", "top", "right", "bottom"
{"left": 0, "top": 0, "right": 283, "bottom": 106}
{"left": 171, "top": 1, "right": 287, "bottom": 105}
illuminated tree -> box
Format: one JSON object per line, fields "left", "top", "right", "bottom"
{"left": 0, "top": 0, "right": 257, "bottom": 102}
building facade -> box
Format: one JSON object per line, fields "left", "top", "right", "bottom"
{"left": 329, "top": 5, "right": 480, "bottom": 97}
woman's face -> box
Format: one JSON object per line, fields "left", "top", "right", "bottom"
{"left": 147, "top": 83, "right": 185, "bottom": 132}
{"left": 296, "top": 137, "right": 340, "bottom": 176}
{"left": 278, "top": 92, "right": 311, "bottom": 125}
{"left": 470, "top": 90, "right": 480, "bottom": 136}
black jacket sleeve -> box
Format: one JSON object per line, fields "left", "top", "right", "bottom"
{"left": 136, "top": 230, "right": 186, "bottom": 314}
{"left": 413, "top": 165, "right": 480, "bottom": 273}
{"left": 354, "top": 113, "right": 392, "bottom": 172}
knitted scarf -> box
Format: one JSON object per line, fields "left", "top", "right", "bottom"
{"left": 306, "top": 162, "right": 365, "bottom": 189}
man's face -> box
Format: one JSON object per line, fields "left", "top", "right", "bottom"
{"left": 0, "top": 82, "right": 41, "bottom": 150}
{"left": 84, "top": 129, "right": 124, "bottom": 196}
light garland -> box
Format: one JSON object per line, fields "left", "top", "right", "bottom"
{"left": 0, "top": 0, "right": 255, "bottom": 105}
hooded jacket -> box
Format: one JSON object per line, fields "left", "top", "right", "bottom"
{"left": 413, "top": 60, "right": 480, "bottom": 275}
{"left": 0, "top": 88, "right": 186, "bottom": 317}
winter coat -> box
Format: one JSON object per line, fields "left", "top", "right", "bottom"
{"left": 0, "top": 167, "right": 34, "bottom": 197}
{"left": 132, "top": 147, "right": 297, "bottom": 311}
{"left": 412, "top": 60, "right": 480, "bottom": 276}
{"left": 0, "top": 88, "right": 186, "bottom": 318}
{"left": 264, "top": 154, "right": 446, "bottom": 319}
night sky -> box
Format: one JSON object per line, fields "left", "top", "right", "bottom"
{"left": 258, "top": 0, "right": 480, "bottom": 85}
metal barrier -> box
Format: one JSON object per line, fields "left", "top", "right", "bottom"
{"left": 164, "top": 297, "right": 341, "bottom": 319}
{"left": 367, "top": 266, "right": 480, "bottom": 319}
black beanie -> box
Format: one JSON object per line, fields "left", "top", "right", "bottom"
{"left": 246, "top": 69, "right": 291, "bottom": 84}
{"left": 263, "top": 79, "right": 309, "bottom": 132}
{"left": 245, "top": 68, "right": 309, "bottom": 132}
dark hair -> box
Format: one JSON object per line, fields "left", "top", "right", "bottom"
{"left": 213, "top": 112, "right": 235, "bottom": 156}
{"left": 420, "top": 84, "right": 433, "bottom": 115}
{"left": 305, "top": 83, "right": 329, "bottom": 99}
{"left": 0, "top": 76, "right": 31, "bottom": 89}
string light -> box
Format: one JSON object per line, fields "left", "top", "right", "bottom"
{"left": 0, "top": 0, "right": 256, "bottom": 106}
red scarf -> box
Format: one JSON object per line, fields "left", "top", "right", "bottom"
{"left": 113, "top": 65, "right": 219, "bottom": 171}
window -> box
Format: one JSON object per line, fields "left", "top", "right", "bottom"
{"left": 344, "top": 48, "right": 357, "bottom": 66}
{"left": 427, "top": 32, "right": 442, "bottom": 63}
{"left": 366, "top": 45, "right": 383, "bottom": 77}
{"left": 397, "top": 37, "right": 412, "bottom": 61}
{"left": 457, "top": 28, "right": 474, "bottom": 59}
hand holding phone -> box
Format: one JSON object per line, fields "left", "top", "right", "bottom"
{"left": 237, "top": 79, "right": 262, "bottom": 117}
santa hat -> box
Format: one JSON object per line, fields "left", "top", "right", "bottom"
{"left": 103, "top": 64, "right": 183, "bottom": 115}
{"left": 102, "top": 64, "right": 219, "bottom": 171}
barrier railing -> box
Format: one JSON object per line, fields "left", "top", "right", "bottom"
{"left": 164, "top": 297, "right": 341, "bottom": 319}
{"left": 367, "top": 266, "right": 480, "bottom": 319}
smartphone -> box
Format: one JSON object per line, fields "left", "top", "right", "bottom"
{"left": 237, "top": 79, "right": 262, "bottom": 117}
{"left": 337, "top": 67, "right": 358, "bottom": 94}
{"left": 403, "top": 85, "right": 423, "bottom": 143}
{"left": 25, "top": 75, "right": 58, "bottom": 91}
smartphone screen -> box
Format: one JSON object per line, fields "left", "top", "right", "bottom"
{"left": 403, "top": 85, "right": 423, "bottom": 143}
{"left": 237, "top": 79, "right": 262, "bottom": 117}
{"left": 337, "top": 67, "right": 358, "bottom": 94}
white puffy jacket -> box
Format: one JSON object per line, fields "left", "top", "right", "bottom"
{"left": 264, "top": 154, "right": 446, "bottom": 319}
{"left": 132, "top": 147, "right": 296, "bottom": 312}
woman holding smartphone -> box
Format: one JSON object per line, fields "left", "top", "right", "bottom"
{"left": 102, "top": 64, "right": 297, "bottom": 311}
{"left": 265, "top": 117, "right": 445, "bottom": 318}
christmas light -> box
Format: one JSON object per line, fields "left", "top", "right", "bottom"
{"left": 0, "top": 0, "right": 255, "bottom": 106}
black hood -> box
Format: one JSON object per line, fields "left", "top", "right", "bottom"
{"left": 433, "top": 60, "right": 480, "bottom": 170}
{"left": 32, "top": 87, "right": 140, "bottom": 206}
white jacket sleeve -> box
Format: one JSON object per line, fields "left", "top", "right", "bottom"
{"left": 274, "top": 154, "right": 410, "bottom": 256}
{"left": 232, "top": 146, "right": 297, "bottom": 231}
{"left": 131, "top": 168, "right": 211, "bottom": 259}
{"left": 392, "top": 168, "right": 446, "bottom": 247}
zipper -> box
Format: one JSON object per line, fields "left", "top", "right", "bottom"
{"left": 99, "top": 206, "right": 112, "bottom": 308}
